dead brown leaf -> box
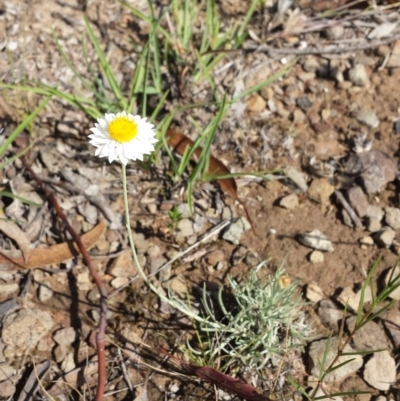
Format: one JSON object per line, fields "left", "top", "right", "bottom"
{"left": 0, "top": 218, "right": 106, "bottom": 270}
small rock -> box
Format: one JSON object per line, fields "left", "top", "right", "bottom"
{"left": 384, "top": 206, "right": 400, "bottom": 230}
{"left": 2, "top": 308, "right": 53, "bottom": 352}
{"left": 365, "top": 217, "right": 381, "bottom": 233}
{"left": 285, "top": 166, "right": 308, "bottom": 192}
{"left": 222, "top": 206, "right": 236, "bottom": 220}
{"left": 309, "top": 250, "right": 324, "bottom": 264}
{"left": 307, "top": 178, "right": 335, "bottom": 204}
{"left": 326, "top": 24, "right": 344, "bottom": 39}
{"left": 132, "top": 232, "right": 148, "bottom": 254}
{"left": 279, "top": 193, "right": 299, "bottom": 209}
{"left": 348, "top": 64, "right": 370, "bottom": 86}
{"left": 193, "top": 214, "right": 206, "bottom": 233}
{"left": 38, "top": 284, "right": 53, "bottom": 302}
{"left": 222, "top": 217, "right": 251, "bottom": 245}
{"left": 296, "top": 95, "right": 313, "bottom": 111}
{"left": 293, "top": 109, "right": 306, "bottom": 124}
{"left": 246, "top": 94, "right": 266, "bottom": 113}
{"left": 108, "top": 252, "right": 136, "bottom": 278}
{"left": 384, "top": 266, "right": 400, "bottom": 300}
{"left": 111, "top": 277, "right": 130, "bottom": 289}
{"left": 318, "top": 299, "right": 343, "bottom": 331}
{"left": 306, "top": 282, "right": 325, "bottom": 303}
{"left": 87, "top": 288, "right": 100, "bottom": 302}
{"left": 61, "top": 352, "right": 76, "bottom": 373}
{"left": 0, "top": 363, "right": 14, "bottom": 381}
{"left": 176, "top": 203, "right": 191, "bottom": 218}
{"left": 309, "top": 337, "right": 363, "bottom": 382}
{"left": 147, "top": 203, "right": 157, "bottom": 214}
{"left": 374, "top": 227, "right": 396, "bottom": 248}
{"left": 0, "top": 283, "right": 19, "bottom": 295}
{"left": 346, "top": 186, "right": 369, "bottom": 218}
{"left": 356, "top": 109, "right": 380, "bottom": 129}
{"left": 297, "top": 229, "right": 334, "bottom": 252}
{"left": 231, "top": 246, "right": 247, "bottom": 266}
{"left": 383, "top": 310, "right": 400, "bottom": 347}
{"left": 77, "top": 271, "right": 91, "bottom": 291}
{"left": 302, "top": 56, "right": 320, "bottom": 73}
{"left": 366, "top": 205, "right": 384, "bottom": 221}
{"left": 360, "top": 236, "right": 374, "bottom": 246}
{"left": 0, "top": 381, "right": 16, "bottom": 397}
{"left": 54, "top": 345, "right": 69, "bottom": 363}
{"left": 176, "top": 218, "right": 194, "bottom": 238}
{"left": 53, "top": 327, "right": 78, "bottom": 346}
{"left": 358, "top": 150, "right": 397, "bottom": 194}
{"left": 167, "top": 275, "right": 187, "bottom": 297}
{"left": 275, "top": 100, "right": 290, "bottom": 119}
{"left": 205, "top": 250, "right": 225, "bottom": 267}
{"left": 346, "top": 316, "right": 387, "bottom": 351}
{"left": 363, "top": 350, "right": 396, "bottom": 391}
{"left": 244, "top": 251, "right": 259, "bottom": 266}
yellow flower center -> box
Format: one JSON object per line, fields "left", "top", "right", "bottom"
{"left": 108, "top": 117, "right": 138, "bottom": 143}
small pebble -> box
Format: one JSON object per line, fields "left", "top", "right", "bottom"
{"left": 297, "top": 229, "right": 334, "bottom": 252}
{"left": 356, "top": 109, "right": 379, "bottom": 129}
{"left": 348, "top": 64, "right": 370, "bottom": 86}
{"left": 38, "top": 284, "right": 54, "bottom": 302}
{"left": 279, "top": 193, "right": 299, "bottom": 209}
{"left": 222, "top": 217, "right": 251, "bottom": 245}
{"left": 205, "top": 250, "right": 225, "bottom": 267}
{"left": 360, "top": 236, "right": 374, "bottom": 246}
{"left": 363, "top": 350, "right": 396, "bottom": 391}
{"left": 307, "top": 178, "right": 335, "bottom": 204}
{"left": 309, "top": 250, "right": 324, "bottom": 264}
{"left": 111, "top": 277, "right": 130, "bottom": 289}
{"left": 384, "top": 206, "right": 400, "bottom": 230}
{"left": 306, "top": 282, "right": 325, "bottom": 303}
{"left": 53, "top": 327, "right": 78, "bottom": 346}
{"left": 296, "top": 95, "right": 313, "bottom": 111}
{"left": 346, "top": 186, "right": 369, "bottom": 218}
{"left": 366, "top": 205, "right": 384, "bottom": 221}
{"left": 285, "top": 166, "right": 308, "bottom": 192}
{"left": 366, "top": 217, "right": 381, "bottom": 233}
{"left": 374, "top": 227, "right": 396, "bottom": 248}
{"left": 176, "top": 218, "right": 195, "bottom": 238}
{"left": 359, "top": 150, "right": 397, "bottom": 194}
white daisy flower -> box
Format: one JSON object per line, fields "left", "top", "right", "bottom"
{"left": 88, "top": 112, "right": 157, "bottom": 165}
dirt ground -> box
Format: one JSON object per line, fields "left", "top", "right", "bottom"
{"left": 0, "top": 0, "right": 400, "bottom": 400}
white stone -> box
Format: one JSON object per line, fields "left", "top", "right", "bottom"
{"left": 309, "top": 250, "right": 324, "bottom": 264}
{"left": 279, "top": 193, "right": 299, "bottom": 210}
{"left": 38, "top": 284, "right": 53, "bottom": 302}
{"left": 363, "top": 350, "right": 396, "bottom": 390}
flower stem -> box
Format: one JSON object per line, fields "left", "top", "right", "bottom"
{"left": 121, "top": 164, "right": 215, "bottom": 325}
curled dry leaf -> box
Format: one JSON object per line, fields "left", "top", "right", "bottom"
{"left": 0, "top": 218, "right": 106, "bottom": 270}
{"left": 0, "top": 219, "right": 32, "bottom": 262}
{"left": 162, "top": 349, "right": 269, "bottom": 401}
{"left": 166, "top": 129, "right": 256, "bottom": 234}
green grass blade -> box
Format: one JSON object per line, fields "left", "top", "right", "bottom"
{"left": 0, "top": 95, "right": 51, "bottom": 158}
{"left": 0, "top": 191, "right": 42, "bottom": 207}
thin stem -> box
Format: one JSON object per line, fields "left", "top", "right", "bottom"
{"left": 121, "top": 164, "right": 219, "bottom": 326}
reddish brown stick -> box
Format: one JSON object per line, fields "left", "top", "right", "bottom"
{"left": 25, "top": 163, "right": 108, "bottom": 401}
